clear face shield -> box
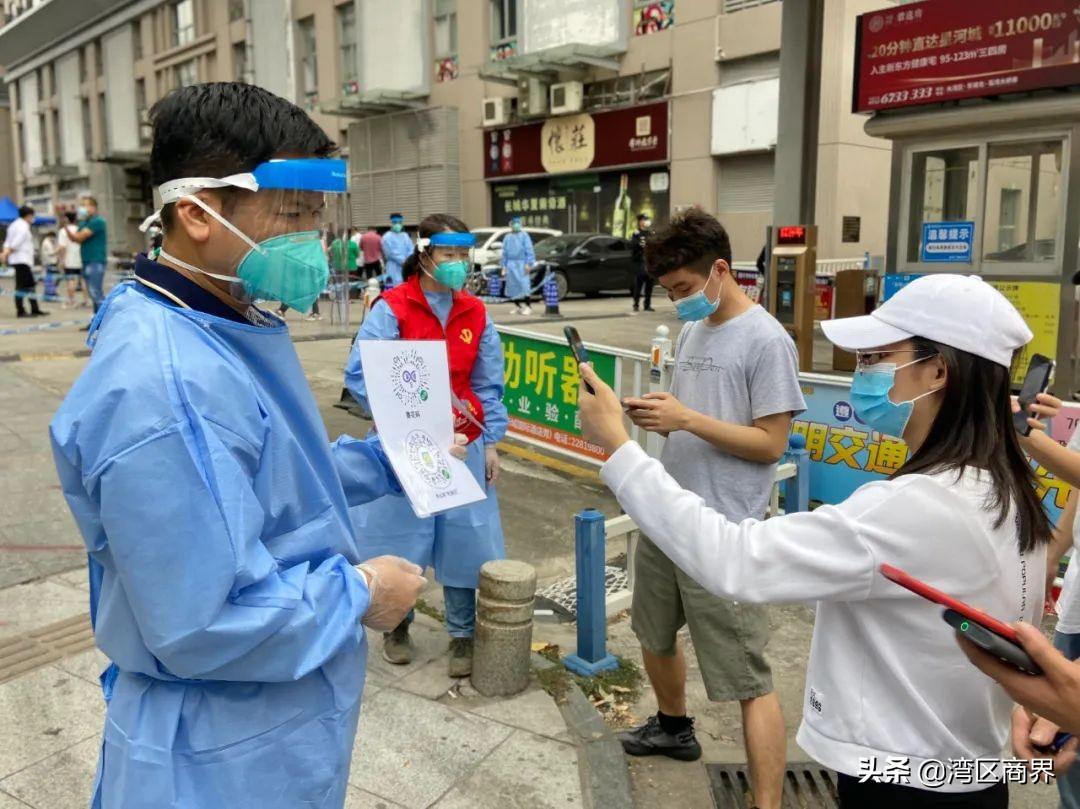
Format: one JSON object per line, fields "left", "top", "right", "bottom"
{"left": 141, "top": 158, "right": 348, "bottom": 313}
{"left": 416, "top": 231, "right": 476, "bottom": 291}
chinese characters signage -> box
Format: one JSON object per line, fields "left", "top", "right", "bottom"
{"left": 854, "top": 1, "right": 1080, "bottom": 113}
{"left": 795, "top": 373, "right": 1073, "bottom": 523}
{"left": 920, "top": 221, "right": 974, "bottom": 263}
{"left": 541, "top": 113, "right": 595, "bottom": 174}
{"left": 500, "top": 333, "right": 617, "bottom": 462}
{"left": 485, "top": 101, "right": 669, "bottom": 179}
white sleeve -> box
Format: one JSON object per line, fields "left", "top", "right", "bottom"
{"left": 599, "top": 441, "right": 985, "bottom": 604}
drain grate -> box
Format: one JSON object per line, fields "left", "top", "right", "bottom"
{"left": 0, "top": 613, "right": 95, "bottom": 684}
{"left": 535, "top": 566, "right": 629, "bottom": 619}
{"left": 707, "top": 762, "right": 839, "bottom": 809}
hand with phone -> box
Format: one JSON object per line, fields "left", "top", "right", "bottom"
{"left": 880, "top": 564, "right": 1041, "bottom": 674}
{"left": 959, "top": 620, "right": 1080, "bottom": 744}
{"left": 1012, "top": 354, "right": 1056, "bottom": 437}
{"left": 621, "top": 392, "right": 691, "bottom": 436}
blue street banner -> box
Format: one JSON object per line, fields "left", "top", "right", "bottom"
{"left": 920, "top": 221, "right": 974, "bottom": 263}
{"left": 793, "top": 372, "right": 1071, "bottom": 523}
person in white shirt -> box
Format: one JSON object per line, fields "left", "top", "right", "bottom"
{"left": 57, "top": 211, "right": 84, "bottom": 308}
{"left": 2, "top": 205, "right": 45, "bottom": 317}
{"left": 577, "top": 274, "right": 1053, "bottom": 808}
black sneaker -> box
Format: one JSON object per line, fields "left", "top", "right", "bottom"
{"left": 618, "top": 714, "right": 702, "bottom": 761}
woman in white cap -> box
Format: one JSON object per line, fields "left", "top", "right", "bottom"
{"left": 576, "top": 274, "right": 1059, "bottom": 807}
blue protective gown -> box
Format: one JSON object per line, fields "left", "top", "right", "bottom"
{"left": 344, "top": 291, "right": 507, "bottom": 588}
{"left": 500, "top": 231, "right": 536, "bottom": 300}
{"left": 381, "top": 230, "right": 414, "bottom": 286}
{"left": 50, "top": 281, "right": 400, "bottom": 809}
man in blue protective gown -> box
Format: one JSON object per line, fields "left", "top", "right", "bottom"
{"left": 381, "top": 213, "right": 413, "bottom": 288}
{"left": 48, "top": 82, "right": 439, "bottom": 809}
{"left": 500, "top": 216, "right": 535, "bottom": 315}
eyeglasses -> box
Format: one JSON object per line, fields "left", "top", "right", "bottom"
{"left": 855, "top": 349, "right": 937, "bottom": 369}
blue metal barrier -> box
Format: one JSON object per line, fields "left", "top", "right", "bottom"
{"left": 487, "top": 274, "right": 503, "bottom": 298}
{"left": 782, "top": 433, "right": 810, "bottom": 513}
{"left": 564, "top": 508, "right": 619, "bottom": 677}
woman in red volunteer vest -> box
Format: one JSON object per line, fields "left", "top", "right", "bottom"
{"left": 344, "top": 214, "right": 507, "bottom": 677}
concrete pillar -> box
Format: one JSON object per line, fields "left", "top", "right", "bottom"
{"left": 471, "top": 560, "right": 537, "bottom": 697}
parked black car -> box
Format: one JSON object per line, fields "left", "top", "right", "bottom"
{"left": 483, "top": 233, "right": 636, "bottom": 301}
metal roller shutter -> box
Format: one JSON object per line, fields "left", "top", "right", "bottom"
{"left": 717, "top": 153, "right": 775, "bottom": 214}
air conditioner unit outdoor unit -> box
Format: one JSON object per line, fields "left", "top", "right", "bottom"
{"left": 482, "top": 97, "right": 512, "bottom": 127}
{"left": 517, "top": 76, "right": 549, "bottom": 118}
{"left": 550, "top": 81, "right": 584, "bottom": 115}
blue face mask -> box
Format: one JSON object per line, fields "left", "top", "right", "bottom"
{"left": 674, "top": 269, "right": 721, "bottom": 321}
{"left": 849, "top": 357, "right": 936, "bottom": 439}
{"left": 77, "top": 206, "right": 89, "bottom": 219}
{"left": 391, "top": 222, "right": 404, "bottom": 233}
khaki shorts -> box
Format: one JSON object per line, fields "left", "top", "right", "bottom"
{"left": 631, "top": 533, "right": 773, "bottom": 702}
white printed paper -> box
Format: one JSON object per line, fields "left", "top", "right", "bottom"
{"left": 359, "top": 340, "right": 486, "bottom": 517}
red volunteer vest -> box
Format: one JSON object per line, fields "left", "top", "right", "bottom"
{"left": 378, "top": 275, "right": 488, "bottom": 444}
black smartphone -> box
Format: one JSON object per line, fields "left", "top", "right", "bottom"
{"left": 564, "top": 326, "right": 593, "bottom": 394}
{"left": 1013, "top": 354, "right": 1055, "bottom": 437}
{"left": 1034, "top": 731, "right": 1074, "bottom": 755}
{"left": 943, "top": 608, "right": 1041, "bottom": 675}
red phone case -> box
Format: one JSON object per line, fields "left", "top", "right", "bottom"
{"left": 879, "top": 564, "right": 1020, "bottom": 642}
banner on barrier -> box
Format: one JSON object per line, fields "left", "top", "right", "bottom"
{"left": 795, "top": 374, "right": 1074, "bottom": 521}
{"left": 500, "top": 332, "right": 617, "bottom": 462}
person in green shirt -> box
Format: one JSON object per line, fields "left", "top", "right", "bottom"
{"left": 346, "top": 227, "right": 359, "bottom": 276}
{"left": 70, "top": 195, "right": 108, "bottom": 319}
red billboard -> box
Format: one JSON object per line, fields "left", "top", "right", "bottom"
{"left": 853, "top": 1, "right": 1080, "bottom": 113}
{"left": 484, "top": 101, "right": 669, "bottom": 179}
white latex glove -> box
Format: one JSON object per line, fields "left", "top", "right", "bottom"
{"left": 485, "top": 444, "right": 500, "bottom": 484}
{"left": 356, "top": 555, "right": 425, "bottom": 631}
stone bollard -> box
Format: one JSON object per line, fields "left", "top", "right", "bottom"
{"left": 471, "top": 560, "right": 537, "bottom": 697}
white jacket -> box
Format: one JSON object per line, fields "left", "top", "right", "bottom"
{"left": 602, "top": 441, "right": 1044, "bottom": 792}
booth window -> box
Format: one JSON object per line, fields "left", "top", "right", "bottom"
{"left": 906, "top": 146, "right": 978, "bottom": 263}
{"left": 982, "top": 140, "right": 1062, "bottom": 264}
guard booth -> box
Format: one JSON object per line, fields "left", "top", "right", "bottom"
{"left": 854, "top": 0, "right": 1080, "bottom": 392}
{"left": 767, "top": 225, "right": 818, "bottom": 370}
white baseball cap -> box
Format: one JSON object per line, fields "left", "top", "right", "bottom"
{"left": 821, "top": 274, "right": 1033, "bottom": 369}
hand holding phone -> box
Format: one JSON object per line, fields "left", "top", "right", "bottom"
{"left": 1013, "top": 354, "right": 1055, "bottom": 437}
{"left": 880, "top": 564, "right": 1041, "bottom": 675}
{"left": 564, "top": 326, "right": 594, "bottom": 394}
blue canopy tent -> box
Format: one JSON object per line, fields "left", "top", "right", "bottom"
{"left": 0, "top": 196, "right": 20, "bottom": 224}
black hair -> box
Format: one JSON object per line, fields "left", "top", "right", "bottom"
{"left": 148, "top": 82, "right": 336, "bottom": 228}
{"left": 18, "top": 205, "right": 34, "bottom": 218}
{"left": 401, "top": 213, "right": 470, "bottom": 281}
{"left": 64, "top": 211, "right": 77, "bottom": 224}
{"left": 637, "top": 212, "right": 649, "bottom": 221}
{"left": 895, "top": 338, "right": 1052, "bottom": 554}
{"left": 390, "top": 212, "right": 403, "bottom": 220}
{"left": 645, "top": 207, "right": 732, "bottom": 280}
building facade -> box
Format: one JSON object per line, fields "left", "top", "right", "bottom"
{"left": 0, "top": 0, "right": 892, "bottom": 260}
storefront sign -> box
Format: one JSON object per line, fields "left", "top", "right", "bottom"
{"left": 854, "top": 1, "right": 1080, "bottom": 113}
{"left": 485, "top": 101, "right": 669, "bottom": 179}
{"left": 500, "top": 332, "right": 617, "bottom": 461}
{"left": 541, "top": 113, "right": 596, "bottom": 174}
{"left": 919, "top": 221, "right": 974, "bottom": 263}
{"left": 794, "top": 373, "right": 1073, "bottom": 522}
